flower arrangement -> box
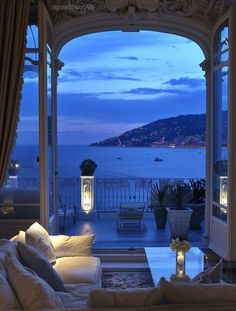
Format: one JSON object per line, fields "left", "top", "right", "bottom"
{"left": 170, "top": 238, "right": 191, "bottom": 253}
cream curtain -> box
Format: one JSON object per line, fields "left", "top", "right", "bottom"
{"left": 0, "top": 0, "right": 30, "bottom": 187}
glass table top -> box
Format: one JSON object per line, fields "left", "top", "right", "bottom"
{"left": 145, "top": 247, "right": 205, "bottom": 285}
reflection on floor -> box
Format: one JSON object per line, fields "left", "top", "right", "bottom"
{"left": 62, "top": 211, "right": 204, "bottom": 248}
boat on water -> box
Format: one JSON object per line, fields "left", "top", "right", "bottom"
{"left": 154, "top": 157, "right": 163, "bottom": 162}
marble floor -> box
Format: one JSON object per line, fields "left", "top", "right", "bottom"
{"left": 62, "top": 212, "right": 236, "bottom": 283}
{"left": 62, "top": 211, "right": 204, "bottom": 248}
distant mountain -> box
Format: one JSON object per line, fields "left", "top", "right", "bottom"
{"left": 91, "top": 113, "right": 227, "bottom": 148}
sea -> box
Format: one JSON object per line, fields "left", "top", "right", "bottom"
{"left": 12, "top": 145, "right": 206, "bottom": 179}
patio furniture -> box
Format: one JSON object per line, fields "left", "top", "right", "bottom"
{"left": 117, "top": 202, "right": 145, "bottom": 231}
{"left": 58, "top": 195, "right": 77, "bottom": 232}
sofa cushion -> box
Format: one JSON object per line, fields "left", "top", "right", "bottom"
{"left": 159, "top": 277, "right": 236, "bottom": 304}
{"left": 17, "top": 241, "right": 66, "bottom": 292}
{"left": 10, "top": 231, "right": 26, "bottom": 243}
{"left": 57, "top": 284, "right": 94, "bottom": 309}
{"left": 0, "top": 261, "right": 22, "bottom": 310}
{"left": 25, "top": 222, "right": 56, "bottom": 263}
{"left": 53, "top": 256, "right": 101, "bottom": 285}
{"left": 191, "top": 259, "right": 223, "bottom": 283}
{"left": 87, "top": 287, "right": 162, "bottom": 308}
{"left": 6, "top": 255, "right": 64, "bottom": 310}
{"left": 0, "top": 239, "right": 19, "bottom": 258}
{"left": 50, "top": 234, "right": 95, "bottom": 257}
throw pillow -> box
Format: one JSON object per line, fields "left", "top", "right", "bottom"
{"left": 10, "top": 231, "right": 26, "bottom": 243}
{"left": 25, "top": 222, "right": 56, "bottom": 263}
{"left": 191, "top": 258, "right": 223, "bottom": 283}
{"left": 17, "top": 241, "right": 66, "bottom": 292}
{"left": 0, "top": 261, "right": 22, "bottom": 310}
{"left": 159, "top": 277, "right": 236, "bottom": 304}
{"left": 50, "top": 234, "right": 95, "bottom": 257}
{"left": 6, "top": 255, "right": 64, "bottom": 310}
{"left": 87, "top": 287, "right": 162, "bottom": 308}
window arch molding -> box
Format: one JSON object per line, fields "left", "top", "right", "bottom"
{"left": 53, "top": 13, "right": 211, "bottom": 58}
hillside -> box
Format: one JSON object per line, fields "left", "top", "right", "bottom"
{"left": 91, "top": 113, "right": 227, "bottom": 147}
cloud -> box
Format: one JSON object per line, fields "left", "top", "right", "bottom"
{"left": 98, "top": 74, "right": 141, "bottom": 81}
{"left": 143, "top": 58, "right": 160, "bottom": 61}
{"left": 81, "top": 70, "right": 142, "bottom": 81}
{"left": 122, "top": 87, "right": 186, "bottom": 95}
{"left": 64, "top": 69, "right": 81, "bottom": 78}
{"left": 163, "top": 77, "right": 205, "bottom": 87}
{"left": 58, "top": 69, "right": 82, "bottom": 82}
{"left": 116, "top": 56, "right": 160, "bottom": 62}
{"left": 59, "top": 69, "right": 142, "bottom": 82}
{"left": 116, "top": 56, "right": 139, "bottom": 60}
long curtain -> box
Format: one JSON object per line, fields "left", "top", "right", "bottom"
{"left": 0, "top": 0, "right": 30, "bottom": 187}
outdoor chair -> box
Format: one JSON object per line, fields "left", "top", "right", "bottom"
{"left": 58, "top": 195, "right": 77, "bottom": 232}
{"left": 117, "top": 202, "right": 145, "bottom": 231}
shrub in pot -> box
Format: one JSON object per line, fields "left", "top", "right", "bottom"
{"left": 187, "top": 179, "right": 205, "bottom": 229}
{"left": 149, "top": 183, "right": 168, "bottom": 229}
{"left": 167, "top": 181, "right": 192, "bottom": 240}
{"left": 80, "top": 159, "right": 97, "bottom": 176}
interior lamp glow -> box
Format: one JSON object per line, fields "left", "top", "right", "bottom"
{"left": 81, "top": 176, "right": 94, "bottom": 214}
{"left": 220, "top": 176, "right": 228, "bottom": 206}
{"left": 80, "top": 159, "right": 97, "bottom": 214}
{"left": 7, "top": 160, "right": 20, "bottom": 188}
{"left": 176, "top": 251, "right": 185, "bottom": 276}
{"left": 81, "top": 176, "right": 94, "bottom": 213}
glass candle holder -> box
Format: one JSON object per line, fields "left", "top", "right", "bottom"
{"left": 176, "top": 250, "right": 185, "bottom": 277}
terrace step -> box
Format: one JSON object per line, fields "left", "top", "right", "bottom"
{"left": 94, "top": 248, "right": 147, "bottom": 263}
{"left": 96, "top": 253, "right": 146, "bottom": 263}
{"left": 93, "top": 247, "right": 145, "bottom": 255}
{"left": 102, "top": 261, "right": 149, "bottom": 272}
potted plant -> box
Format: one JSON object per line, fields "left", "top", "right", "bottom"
{"left": 187, "top": 179, "right": 205, "bottom": 229}
{"left": 149, "top": 183, "right": 169, "bottom": 229}
{"left": 166, "top": 181, "right": 192, "bottom": 240}
{"left": 80, "top": 159, "right": 97, "bottom": 176}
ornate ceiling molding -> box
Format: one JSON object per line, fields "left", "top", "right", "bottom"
{"left": 48, "top": 0, "right": 224, "bottom": 26}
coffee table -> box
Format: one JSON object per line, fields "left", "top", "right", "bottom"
{"left": 145, "top": 247, "right": 205, "bottom": 285}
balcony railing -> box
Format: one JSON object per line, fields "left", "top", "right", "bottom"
{"left": 5, "top": 177, "right": 195, "bottom": 213}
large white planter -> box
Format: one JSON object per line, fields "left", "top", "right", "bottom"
{"left": 167, "top": 207, "right": 193, "bottom": 240}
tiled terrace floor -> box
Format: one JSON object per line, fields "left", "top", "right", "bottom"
{"left": 63, "top": 211, "right": 204, "bottom": 248}
{"left": 62, "top": 213, "right": 236, "bottom": 283}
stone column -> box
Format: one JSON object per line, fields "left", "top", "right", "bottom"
{"left": 51, "top": 57, "right": 64, "bottom": 234}
{"left": 200, "top": 59, "right": 211, "bottom": 246}
{"left": 228, "top": 5, "right": 236, "bottom": 260}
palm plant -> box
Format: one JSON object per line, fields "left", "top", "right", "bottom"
{"left": 149, "top": 182, "right": 169, "bottom": 229}
{"left": 149, "top": 183, "right": 169, "bottom": 209}
{"left": 189, "top": 179, "right": 205, "bottom": 203}
{"left": 169, "top": 181, "right": 190, "bottom": 209}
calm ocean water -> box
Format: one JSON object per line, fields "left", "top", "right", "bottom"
{"left": 12, "top": 145, "right": 206, "bottom": 179}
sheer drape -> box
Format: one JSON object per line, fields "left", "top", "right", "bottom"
{"left": 0, "top": 0, "right": 30, "bottom": 187}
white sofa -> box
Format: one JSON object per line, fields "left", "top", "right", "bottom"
{"left": 0, "top": 222, "right": 236, "bottom": 310}
{"left": 0, "top": 222, "right": 102, "bottom": 310}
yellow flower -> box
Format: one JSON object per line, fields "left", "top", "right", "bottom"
{"left": 170, "top": 238, "right": 191, "bottom": 253}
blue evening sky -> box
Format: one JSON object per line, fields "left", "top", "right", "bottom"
{"left": 18, "top": 30, "right": 205, "bottom": 145}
